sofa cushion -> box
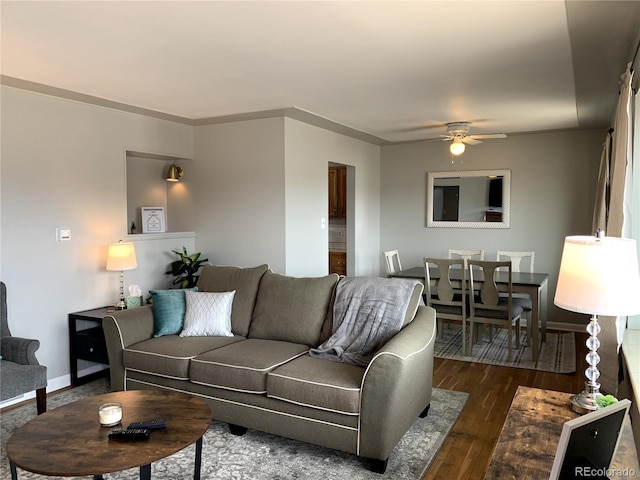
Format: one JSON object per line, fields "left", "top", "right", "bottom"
{"left": 190, "top": 339, "right": 308, "bottom": 394}
{"left": 150, "top": 288, "right": 197, "bottom": 337}
{"left": 196, "top": 264, "right": 269, "bottom": 336}
{"left": 248, "top": 272, "right": 339, "bottom": 346}
{"left": 267, "top": 354, "right": 364, "bottom": 415}
{"left": 123, "top": 335, "right": 244, "bottom": 380}
{"left": 180, "top": 290, "right": 236, "bottom": 337}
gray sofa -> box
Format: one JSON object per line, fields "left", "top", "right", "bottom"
{"left": 102, "top": 264, "right": 436, "bottom": 472}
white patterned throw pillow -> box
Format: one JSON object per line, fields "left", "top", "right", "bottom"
{"left": 180, "top": 290, "right": 236, "bottom": 337}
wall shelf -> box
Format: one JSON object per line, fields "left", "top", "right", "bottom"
{"left": 125, "top": 232, "right": 195, "bottom": 242}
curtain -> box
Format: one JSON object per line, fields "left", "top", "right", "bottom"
{"left": 629, "top": 84, "right": 640, "bottom": 329}
{"left": 592, "top": 131, "right": 611, "bottom": 233}
{"left": 595, "top": 64, "right": 634, "bottom": 394}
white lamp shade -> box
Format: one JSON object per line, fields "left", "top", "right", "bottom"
{"left": 106, "top": 242, "right": 137, "bottom": 271}
{"left": 554, "top": 235, "right": 640, "bottom": 316}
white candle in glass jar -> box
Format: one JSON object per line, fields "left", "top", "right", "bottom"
{"left": 99, "top": 403, "right": 122, "bottom": 426}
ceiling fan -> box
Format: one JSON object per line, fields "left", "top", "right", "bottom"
{"left": 437, "top": 122, "right": 507, "bottom": 155}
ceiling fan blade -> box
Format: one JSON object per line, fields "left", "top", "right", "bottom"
{"left": 470, "top": 133, "right": 507, "bottom": 139}
{"left": 462, "top": 137, "right": 482, "bottom": 145}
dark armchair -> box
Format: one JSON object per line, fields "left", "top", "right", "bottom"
{"left": 0, "top": 281, "right": 47, "bottom": 414}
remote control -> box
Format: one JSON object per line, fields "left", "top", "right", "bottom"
{"left": 108, "top": 428, "right": 151, "bottom": 441}
{"left": 127, "top": 420, "right": 166, "bottom": 430}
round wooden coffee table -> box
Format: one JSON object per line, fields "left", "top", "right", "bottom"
{"left": 7, "top": 389, "right": 212, "bottom": 480}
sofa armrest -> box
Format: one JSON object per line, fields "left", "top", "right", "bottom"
{"left": 1, "top": 336, "right": 40, "bottom": 365}
{"left": 102, "top": 305, "right": 155, "bottom": 391}
{"left": 358, "top": 305, "right": 436, "bottom": 461}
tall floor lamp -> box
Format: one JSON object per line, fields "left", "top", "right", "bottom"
{"left": 106, "top": 240, "right": 137, "bottom": 310}
{"left": 554, "top": 233, "right": 640, "bottom": 414}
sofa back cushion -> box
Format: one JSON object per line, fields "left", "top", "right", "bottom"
{"left": 248, "top": 272, "right": 339, "bottom": 347}
{"left": 196, "top": 264, "right": 269, "bottom": 336}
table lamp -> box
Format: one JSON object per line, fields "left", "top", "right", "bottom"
{"left": 106, "top": 240, "right": 137, "bottom": 310}
{"left": 554, "top": 233, "right": 640, "bottom": 414}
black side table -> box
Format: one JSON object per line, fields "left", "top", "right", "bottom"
{"left": 68, "top": 307, "right": 113, "bottom": 386}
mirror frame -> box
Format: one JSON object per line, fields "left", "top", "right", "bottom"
{"left": 426, "top": 169, "right": 511, "bottom": 229}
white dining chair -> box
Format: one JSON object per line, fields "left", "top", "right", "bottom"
{"left": 448, "top": 249, "right": 484, "bottom": 269}
{"left": 383, "top": 249, "right": 402, "bottom": 276}
{"left": 496, "top": 250, "right": 535, "bottom": 273}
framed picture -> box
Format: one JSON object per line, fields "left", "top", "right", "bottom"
{"left": 550, "top": 399, "right": 631, "bottom": 480}
{"left": 141, "top": 207, "right": 166, "bottom": 233}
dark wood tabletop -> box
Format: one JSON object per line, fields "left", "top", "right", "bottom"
{"left": 7, "top": 389, "right": 212, "bottom": 478}
{"left": 391, "top": 266, "right": 549, "bottom": 287}
{"left": 484, "top": 386, "right": 639, "bottom": 479}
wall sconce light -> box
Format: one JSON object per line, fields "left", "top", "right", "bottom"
{"left": 449, "top": 140, "right": 466, "bottom": 156}
{"left": 166, "top": 164, "right": 183, "bottom": 182}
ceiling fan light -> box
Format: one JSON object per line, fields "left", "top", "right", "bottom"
{"left": 450, "top": 140, "right": 465, "bottom": 155}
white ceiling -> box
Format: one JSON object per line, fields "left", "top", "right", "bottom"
{"left": 2, "top": 1, "right": 639, "bottom": 145}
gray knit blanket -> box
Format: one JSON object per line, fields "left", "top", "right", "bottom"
{"left": 309, "top": 276, "right": 420, "bottom": 366}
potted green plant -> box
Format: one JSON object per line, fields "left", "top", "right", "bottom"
{"left": 166, "top": 247, "right": 209, "bottom": 289}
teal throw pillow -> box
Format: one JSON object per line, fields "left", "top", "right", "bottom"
{"left": 150, "top": 288, "right": 197, "bottom": 337}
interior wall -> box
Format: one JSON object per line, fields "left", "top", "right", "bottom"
{"left": 126, "top": 156, "right": 168, "bottom": 232}
{"left": 192, "top": 118, "right": 286, "bottom": 272}
{"left": 380, "top": 128, "right": 604, "bottom": 326}
{"left": 0, "top": 86, "right": 193, "bottom": 386}
{"left": 284, "top": 118, "right": 381, "bottom": 277}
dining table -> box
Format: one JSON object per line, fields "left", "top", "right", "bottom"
{"left": 390, "top": 266, "right": 549, "bottom": 363}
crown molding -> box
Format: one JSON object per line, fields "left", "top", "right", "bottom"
{"left": 1, "top": 75, "right": 193, "bottom": 125}
{"left": 1, "top": 75, "right": 389, "bottom": 145}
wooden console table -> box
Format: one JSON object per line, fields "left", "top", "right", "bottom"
{"left": 484, "top": 386, "right": 639, "bottom": 479}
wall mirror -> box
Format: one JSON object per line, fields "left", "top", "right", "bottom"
{"left": 426, "top": 169, "right": 511, "bottom": 228}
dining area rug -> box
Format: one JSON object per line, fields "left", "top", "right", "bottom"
{"left": 1, "top": 378, "right": 468, "bottom": 479}
{"left": 434, "top": 323, "right": 576, "bottom": 373}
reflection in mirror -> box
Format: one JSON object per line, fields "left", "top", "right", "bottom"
{"left": 426, "top": 169, "right": 510, "bottom": 229}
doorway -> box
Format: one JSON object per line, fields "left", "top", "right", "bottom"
{"left": 328, "top": 163, "right": 353, "bottom": 275}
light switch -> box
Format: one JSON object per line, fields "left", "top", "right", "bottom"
{"left": 56, "top": 228, "right": 71, "bottom": 242}
{"left": 321, "top": 218, "right": 326, "bottom": 229}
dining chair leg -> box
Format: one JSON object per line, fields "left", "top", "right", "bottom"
{"left": 461, "top": 319, "right": 466, "bottom": 356}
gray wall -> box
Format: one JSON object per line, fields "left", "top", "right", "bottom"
{"left": 380, "top": 129, "right": 604, "bottom": 326}
{"left": 0, "top": 86, "right": 194, "bottom": 388}
{"left": 191, "top": 117, "right": 381, "bottom": 277}
{"left": 193, "top": 118, "right": 287, "bottom": 271}
{"left": 284, "top": 118, "right": 381, "bottom": 277}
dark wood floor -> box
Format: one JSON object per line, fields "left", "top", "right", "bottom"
{"left": 423, "top": 332, "right": 587, "bottom": 479}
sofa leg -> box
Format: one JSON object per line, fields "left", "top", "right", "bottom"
{"left": 419, "top": 403, "right": 430, "bottom": 418}
{"left": 36, "top": 387, "right": 47, "bottom": 415}
{"left": 228, "top": 424, "right": 248, "bottom": 436}
{"left": 367, "top": 458, "right": 388, "bottom": 474}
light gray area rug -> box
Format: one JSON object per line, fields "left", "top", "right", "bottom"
{"left": 434, "top": 323, "right": 576, "bottom": 373}
{"left": 1, "top": 378, "right": 468, "bottom": 479}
